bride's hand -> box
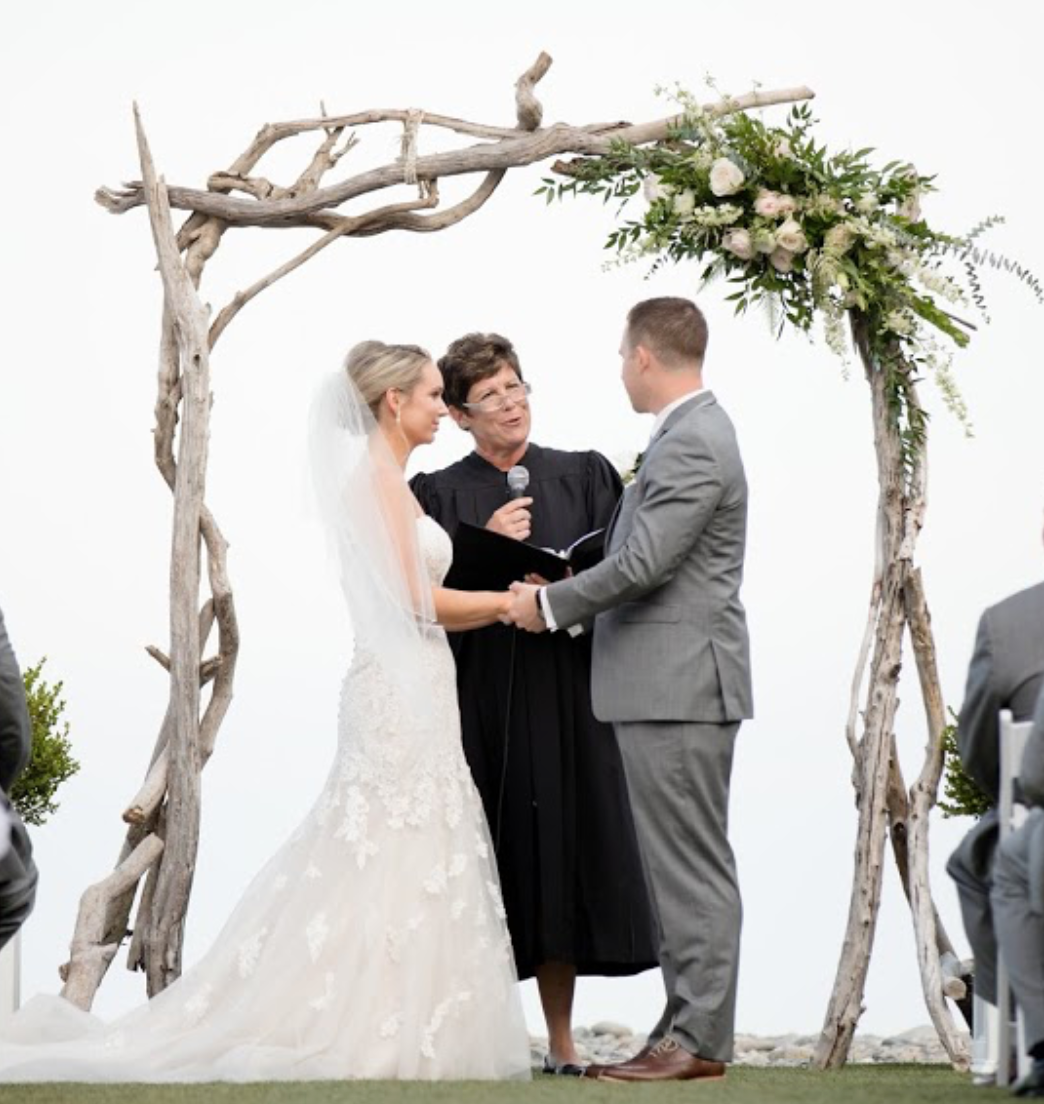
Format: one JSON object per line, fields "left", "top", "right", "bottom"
{"left": 485, "top": 498, "right": 533, "bottom": 541}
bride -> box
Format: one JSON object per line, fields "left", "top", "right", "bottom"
{"left": 0, "top": 341, "right": 532, "bottom": 1082}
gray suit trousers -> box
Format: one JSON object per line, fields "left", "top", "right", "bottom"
{"left": 992, "top": 808, "right": 1044, "bottom": 1050}
{"left": 0, "top": 796, "right": 37, "bottom": 953}
{"left": 614, "top": 719, "right": 741, "bottom": 1062}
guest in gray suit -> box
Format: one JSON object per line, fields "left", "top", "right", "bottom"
{"left": 946, "top": 551, "right": 1044, "bottom": 1011}
{"left": 993, "top": 685, "right": 1044, "bottom": 1096}
{"left": 0, "top": 605, "right": 37, "bottom": 951}
{"left": 507, "top": 296, "right": 752, "bottom": 1083}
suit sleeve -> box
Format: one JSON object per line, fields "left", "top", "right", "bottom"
{"left": 546, "top": 426, "right": 722, "bottom": 628}
{"left": 0, "top": 609, "right": 31, "bottom": 795}
{"left": 957, "top": 612, "right": 1001, "bottom": 803}
{"left": 1019, "top": 684, "right": 1044, "bottom": 806}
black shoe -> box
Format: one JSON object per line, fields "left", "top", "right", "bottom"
{"left": 542, "top": 1054, "right": 585, "bottom": 1077}
{"left": 1013, "top": 1058, "right": 1044, "bottom": 1096}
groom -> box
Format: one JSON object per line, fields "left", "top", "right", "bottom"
{"left": 507, "top": 296, "right": 752, "bottom": 1082}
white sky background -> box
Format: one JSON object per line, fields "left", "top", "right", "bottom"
{"left": 1, "top": 0, "right": 1043, "bottom": 1042}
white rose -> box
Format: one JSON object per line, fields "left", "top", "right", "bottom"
{"left": 754, "top": 189, "right": 783, "bottom": 218}
{"left": 672, "top": 191, "right": 696, "bottom": 217}
{"left": 824, "top": 223, "right": 856, "bottom": 255}
{"left": 722, "top": 228, "right": 754, "bottom": 261}
{"left": 775, "top": 217, "right": 808, "bottom": 254}
{"left": 769, "top": 246, "right": 794, "bottom": 274}
{"left": 775, "top": 194, "right": 798, "bottom": 216}
{"left": 643, "top": 173, "right": 668, "bottom": 203}
{"left": 709, "top": 158, "right": 745, "bottom": 197}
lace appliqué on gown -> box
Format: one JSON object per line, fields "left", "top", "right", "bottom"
{"left": 0, "top": 518, "right": 530, "bottom": 1083}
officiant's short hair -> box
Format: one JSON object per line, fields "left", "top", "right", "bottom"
{"left": 627, "top": 297, "right": 708, "bottom": 369}
{"left": 438, "top": 333, "right": 524, "bottom": 410}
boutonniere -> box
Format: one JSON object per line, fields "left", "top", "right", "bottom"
{"left": 620, "top": 449, "right": 645, "bottom": 486}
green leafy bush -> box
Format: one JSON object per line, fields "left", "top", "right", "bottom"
{"left": 937, "top": 715, "right": 991, "bottom": 820}
{"left": 9, "top": 658, "right": 80, "bottom": 826}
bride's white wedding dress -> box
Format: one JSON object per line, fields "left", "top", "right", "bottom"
{"left": 0, "top": 517, "right": 531, "bottom": 1082}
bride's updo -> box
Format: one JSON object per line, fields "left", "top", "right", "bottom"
{"left": 344, "top": 340, "right": 432, "bottom": 419}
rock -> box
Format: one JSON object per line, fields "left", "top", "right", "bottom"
{"left": 589, "top": 1020, "right": 633, "bottom": 1038}
{"left": 767, "top": 1044, "right": 814, "bottom": 1066}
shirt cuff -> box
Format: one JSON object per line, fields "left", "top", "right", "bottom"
{"left": 539, "top": 587, "right": 584, "bottom": 637}
{"left": 537, "top": 587, "right": 558, "bottom": 631}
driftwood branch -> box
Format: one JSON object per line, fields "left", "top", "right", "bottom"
{"left": 95, "top": 84, "right": 814, "bottom": 228}
{"left": 515, "top": 51, "right": 551, "bottom": 130}
{"left": 59, "top": 834, "right": 164, "bottom": 1009}
{"left": 201, "top": 55, "right": 564, "bottom": 344}
{"left": 132, "top": 103, "right": 213, "bottom": 997}
{"left": 817, "top": 318, "right": 968, "bottom": 1068}
{"left": 904, "top": 562, "right": 970, "bottom": 1064}
{"left": 208, "top": 187, "right": 440, "bottom": 348}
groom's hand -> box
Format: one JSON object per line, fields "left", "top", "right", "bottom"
{"left": 507, "top": 581, "right": 547, "bottom": 632}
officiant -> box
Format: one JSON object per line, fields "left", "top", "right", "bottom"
{"left": 411, "top": 332, "right": 656, "bottom": 1075}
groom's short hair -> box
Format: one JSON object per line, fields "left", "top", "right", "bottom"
{"left": 627, "top": 297, "right": 708, "bottom": 369}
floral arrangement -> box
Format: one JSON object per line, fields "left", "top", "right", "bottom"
{"left": 539, "top": 88, "right": 1041, "bottom": 455}
{"left": 615, "top": 449, "right": 644, "bottom": 486}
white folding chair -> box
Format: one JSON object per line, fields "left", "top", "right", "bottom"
{"left": 996, "top": 708, "right": 1034, "bottom": 1087}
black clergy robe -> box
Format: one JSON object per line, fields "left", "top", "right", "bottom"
{"left": 411, "top": 443, "right": 656, "bottom": 979}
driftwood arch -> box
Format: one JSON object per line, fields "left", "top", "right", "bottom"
{"left": 59, "top": 53, "right": 968, "bottom": 1070}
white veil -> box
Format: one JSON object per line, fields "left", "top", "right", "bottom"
{"left": 308, "top": 370, "right": 439, "bottom": 721}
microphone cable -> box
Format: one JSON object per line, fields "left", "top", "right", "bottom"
{"left": 494, "top": 465, "right": 528, "bottom": 855}
{"left": 494, "top": 626, "right": 517, "bottom": 856}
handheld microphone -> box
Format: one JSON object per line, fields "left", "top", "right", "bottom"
{"left": 506, "top": 465, "right": 530, "bottom": 500}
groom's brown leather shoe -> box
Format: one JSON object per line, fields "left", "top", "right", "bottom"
{"left": 592, "top": 1036, "right": 726, "bottom": 1082}
{"left": 583, "top": 1040, "right": 654, "bottom": 1079}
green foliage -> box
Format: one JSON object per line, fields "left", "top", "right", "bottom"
{"left": 937, "top": 714, "right": 991, "bottom": 820}
{"left": 537, "top": 84, "right": 1041, "bottom": 472}
{"left": 9, "top": 658, "right": 80, "bottom": 827}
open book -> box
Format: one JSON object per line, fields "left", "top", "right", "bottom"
{"left": 443, "top": 522, "right": 607, "bottom": 592}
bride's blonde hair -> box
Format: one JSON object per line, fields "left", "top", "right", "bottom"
{"left": 344, "top": 340, "right": 432, "bottom": 419}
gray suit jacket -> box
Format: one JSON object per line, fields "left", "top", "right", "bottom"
{"left": 0, "top": 607, "right": 30, "bottom": 795}
{"left": 0, "top": 605, "right": 37, "bottom": 951}
{"left": 959, "top": 581, "right": 1044, "bottom": 803}
{"left": 947, "top": 580, "right": 1044, "bottom": 890}
{"left": 545, "top": 391, "right": 752, "bottom": 724}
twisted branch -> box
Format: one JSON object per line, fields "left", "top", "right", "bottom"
{"left": 94, "top": 85, "right": 814, "bottom": 227}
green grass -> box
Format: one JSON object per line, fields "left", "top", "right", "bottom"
{"left": 0, "top": 1065, "right": 991, "bottom": 1104}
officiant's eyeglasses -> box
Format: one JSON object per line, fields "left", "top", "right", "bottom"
{"left": 460, "top": 381, "right": 532, "bottom": 414}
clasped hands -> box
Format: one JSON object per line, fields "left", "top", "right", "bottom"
{"left": 502, "top": 578, "right": 547, "bottom": 633}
